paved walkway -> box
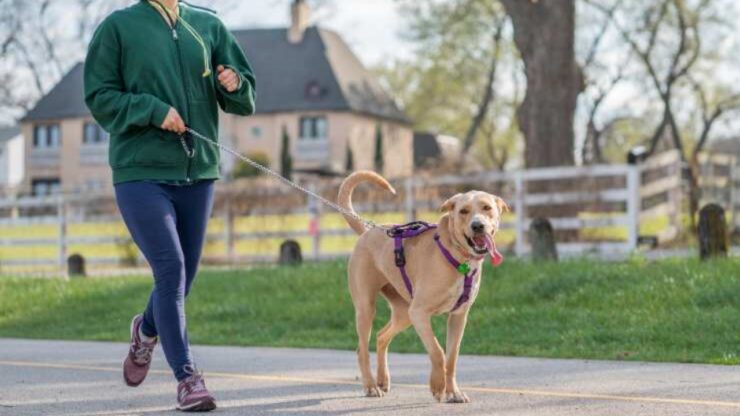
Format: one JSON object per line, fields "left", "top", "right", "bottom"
{"left": 1, "top": 339, "right": 739, "bottom": 415}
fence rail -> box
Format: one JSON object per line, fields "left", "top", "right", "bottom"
{"left": 0, "top": 150, "right": 691, "bottom": 276}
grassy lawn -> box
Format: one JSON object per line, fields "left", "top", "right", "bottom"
{"left": 1, "top": 258, "right": 739, "bottom": 364}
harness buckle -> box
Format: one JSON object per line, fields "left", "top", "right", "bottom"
{"left": 394, "top": 248, "right": 406, "bottom": 267}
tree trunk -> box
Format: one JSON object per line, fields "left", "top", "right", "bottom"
{"left": 501, "top": 0, "right": 583, "bottom": 168}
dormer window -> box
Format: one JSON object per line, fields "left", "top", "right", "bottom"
{"left": 305, "top": 80, "right": 327, "bottom": 101}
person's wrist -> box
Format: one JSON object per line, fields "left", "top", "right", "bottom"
{"left": 151, "top": 102, "right": 171, "bottom": 128}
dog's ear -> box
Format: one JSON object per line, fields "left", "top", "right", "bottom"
{"left": 440, "top": 193, "right": 463, "bottom": 213}
{"left": 495, "top": 196, "right": 510, "bottom": 214}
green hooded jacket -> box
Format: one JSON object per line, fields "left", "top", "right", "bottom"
{"left": 84, "top": 0, "right": 256, "bottom": 184}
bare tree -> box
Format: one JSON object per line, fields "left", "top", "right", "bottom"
{"left": 580, "top": 0, "right": 629, "bottom": 164}
{"left": 604, "top": 0, "right": 704, "bottom": 159}
{"left": 591, "top": 0, "right": 739, "bottom": 224}
{"left": 686, "top": 77, "right": 740, "bottom": 221}
{"left": 0, "top": 0, "right": 261, "bottom": 124}
{"left": 458, "top": 14, "right": 506, "bottom": 165}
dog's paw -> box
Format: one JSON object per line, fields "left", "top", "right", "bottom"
{"left": 430, "top": 378, "right": 446, "bottom": 402}
{"left": 377, "top": 380, "right": 390, "bottom": 393}
{"left": 365, "top": 385, "right": 385, "bottom": 398}
{"left": 445, "top": 390, "right": 471, "bottom": 404}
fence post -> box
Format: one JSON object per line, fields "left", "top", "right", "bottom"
{"left": 668, "top": 153, "right": 681, "bottom": 238}
{"left": 57, "top": 195, "right": 68, "bottom": 279}
{"left": 404, "top": 176, "right": 415, "bottom": 222}
{"left": 224, "top": 196, "right": 235, "bottom": 264}
{"left": 626, "top": 165, "right": 640, "bottom": 251}
{"left": 514, "top": 171, "right": 526, "bottom": 257}
{"left": 730, "top": 158, "right": 737, "bottom": 231}
{"left": 308, "top": 184, "right": 320, "bottom": 261}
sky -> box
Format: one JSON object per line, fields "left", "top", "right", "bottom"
{"left": 220, "top": 0, "right": 412, "bottom": 66}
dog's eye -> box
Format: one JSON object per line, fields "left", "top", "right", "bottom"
{"left": 459, "top": 208, "right": 470, "bottom": 215}
{"left": 483, "top": 205, "right": 492, "bottom": 211}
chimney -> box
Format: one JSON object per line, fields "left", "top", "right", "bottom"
{"left": 288, "top": 0, "right": 311, "bottom": 44}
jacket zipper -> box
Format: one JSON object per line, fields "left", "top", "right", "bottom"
{"left": 172, "top": 26, "right": 195, "bottom": 183}
{"left": 154, "top": 4, "right": 195, "bottom": 183}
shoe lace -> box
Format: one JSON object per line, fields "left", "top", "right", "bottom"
{"left": 182, "top": 365, "right": 206, "bottom": 394}
{"left": 131, "top": 341, "right": 154, "bottom": 363}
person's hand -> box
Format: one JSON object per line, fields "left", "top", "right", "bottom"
{"left": 217, "top": 65, "right": 240, "bottom": 92}
{"left": 161, "top": 107, "right": 186, "bottom": 134}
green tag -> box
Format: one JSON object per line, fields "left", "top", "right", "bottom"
{"left": 457, "top": 263, "right": 470, "bottom": 275}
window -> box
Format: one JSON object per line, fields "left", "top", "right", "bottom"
{"left": 33, "top": 124, "right": 61, "bottom": 149}
{"left": 299, "top": 116, "right": 327, "bottom": 140}
{"left": 31, "top": 178, "right": 61, "bottom": 196}
{"left": 250, "top": 126, "right": 262, "bottom": 139}
{"left": 83, "top": 122, "right": 108, "bottom": 145}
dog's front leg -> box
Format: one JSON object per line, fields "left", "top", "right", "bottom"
{"left": 444, "top": 310, "right": 471, "bottom": 403}
{"left": 409, "top": 306, "right": 446, "bottom": 402}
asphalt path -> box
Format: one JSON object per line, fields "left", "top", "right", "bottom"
{"left": 1, "top": 339, "right": 739, "bottom": 415}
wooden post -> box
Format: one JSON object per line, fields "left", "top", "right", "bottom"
{"left": 67, "top": 254, "right": 86, "bottom": 277}
{"left": 514, "top": 171, "right": 526, "bottom": 257}
{"left": 57, "top": 195, "right": 68, "bottom": 279}
{"left": 626, "top": 165, "right": 640, "bottom": 251}
{"left": 404, "top": 176, "right": 415, "bottom": 223}
{"left": 308, "top": 184, "right": 320, "bottom": 261}
{"left": 279, "top": 240, "right": 302, "bottom": 265}
{"left": 529, "top": 217, "right": 558, "bottom": 262}
{"left": 730, "top": 160, "right": 738, "bottom": 231}
{"left": 668, "top": 153, "right": 681, "bottom": 237}
{"left": 224, "top": 194, "right": 235, "bottom": 264}
{"left": 698, "top": 203, "right": 728, "bottom": 260}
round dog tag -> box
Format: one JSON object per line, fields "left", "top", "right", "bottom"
{"left": 457, "top": 263, "right": 470, "bottom": 275}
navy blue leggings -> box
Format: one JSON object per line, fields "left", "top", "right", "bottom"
{"left": 115, "top": 180, "right": 214, "bottom": 381}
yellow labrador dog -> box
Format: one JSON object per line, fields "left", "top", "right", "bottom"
{"left": 338, "top": 171, "right": 507, "bottom": 403}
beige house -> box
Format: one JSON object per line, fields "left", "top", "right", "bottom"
{"left": 20, "top": 0, "right": 412, "bottom": 196}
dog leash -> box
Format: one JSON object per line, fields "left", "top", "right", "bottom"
{"left": 185, "top": 127, "right": 390, "bottom": 232}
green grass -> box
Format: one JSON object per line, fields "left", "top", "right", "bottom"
{"left": 2, "top": 258, "right": 739, "bottom": 364}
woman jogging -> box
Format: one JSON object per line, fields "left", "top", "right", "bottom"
{"left": 84, "top": 0, "right": 256, "bottom": 411}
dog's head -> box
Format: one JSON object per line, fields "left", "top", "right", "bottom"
{"left": 440, "top": 191, "right": 509, "bottom": 257}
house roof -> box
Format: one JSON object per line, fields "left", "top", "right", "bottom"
{"left": 23, "top": 26, "right": 409, "bottom": 124}
{"left": 0, "top": 125, "right": 21, "bottom": 144}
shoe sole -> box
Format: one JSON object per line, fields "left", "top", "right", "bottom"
{"left": 177, "top": 398, "right": 217, "bottom": 412}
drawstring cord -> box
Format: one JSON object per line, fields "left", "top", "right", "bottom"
{"left": 148, "top": 0, "right": 212, "bottom": 78}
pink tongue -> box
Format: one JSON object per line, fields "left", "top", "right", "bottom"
{"left": 484, "top": 234, "right": 504, "bottom": 266}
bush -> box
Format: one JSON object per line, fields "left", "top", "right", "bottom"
{"left": 233, "top": 152, "right": 270, "bottom": 178}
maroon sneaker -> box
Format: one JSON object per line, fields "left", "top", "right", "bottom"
{"left": 123, "top": 314, "right": 157, "bottom": 387}
{"left": 177, "top": 372, "right": 217, "bottom": 412}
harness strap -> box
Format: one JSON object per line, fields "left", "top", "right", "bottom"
{"left": 394, "top": 236, "right": 414, "bottom": 296}
{"left": 433, "top": 234, "right": 478, "bottom": 311}
{"left": 390, "top": 222, "right": 480, "bottom": 313}
{"left": 390, "top": 221, "right": 437, "bottom": 297}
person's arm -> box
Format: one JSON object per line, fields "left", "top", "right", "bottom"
{"left": 211, "top": 20, "right": 256, "bottom": 116}
{"left": 84, "top": 17, "right": 174, "bottom": 135}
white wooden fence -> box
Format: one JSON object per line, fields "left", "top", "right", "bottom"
{"left": 0, "top": 151, "right": 686, "bottom": 276}
{"left": 697, "top": 152, "right": 740, "bottom": 229}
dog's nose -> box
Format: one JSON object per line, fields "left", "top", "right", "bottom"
{"left": 471, "top": 221, "right": 485, "bottom": 234}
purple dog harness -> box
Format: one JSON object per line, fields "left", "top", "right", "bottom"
{"left": 387, "top": 221, "right": 490, "bottom": 312}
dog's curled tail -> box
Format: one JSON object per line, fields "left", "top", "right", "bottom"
{"left": 338, "top": 171, "right": 396, "bottom": 235}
